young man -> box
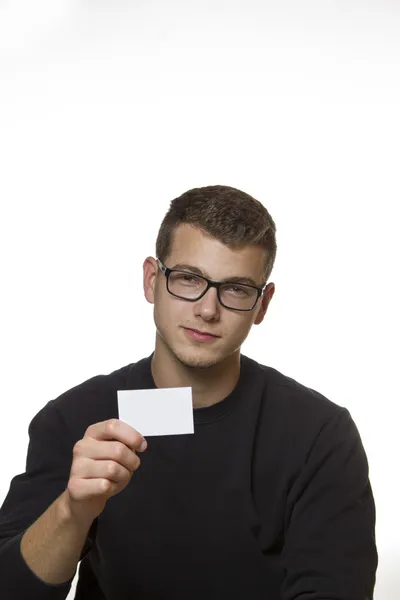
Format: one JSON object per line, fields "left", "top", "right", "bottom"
{"left": 0, "top": 185, "right": 377, "bottom": 599}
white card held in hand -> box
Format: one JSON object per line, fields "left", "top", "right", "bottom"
{"left": 117, "top": 387, "right": 194, "bottom": 437}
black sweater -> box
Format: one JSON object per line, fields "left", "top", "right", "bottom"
{"left": 0, "top": 353, "right": 377, "bottom": 599}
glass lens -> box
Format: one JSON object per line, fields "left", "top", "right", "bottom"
{"left": 169, "top": 272, "right": 207, "bottom": 298}
{"left": 168, "top": 272, "right": 257, "bottom": 310}
{"left": 220, "top": 283, "right": 258, "bottom": 309}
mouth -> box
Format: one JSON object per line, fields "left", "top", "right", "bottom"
{"left": 183, "top": 327, "right": 220, "bottom": 342}
{"left": 189, "top": 328, "right": 219, "bottom": 337}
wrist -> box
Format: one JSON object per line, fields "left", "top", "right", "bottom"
{"left": 57, "top": 490, "right": 95, "bottom": 529}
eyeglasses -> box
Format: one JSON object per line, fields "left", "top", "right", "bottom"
{"left": 157, "top": 258, "right": 268, "bottom": 311}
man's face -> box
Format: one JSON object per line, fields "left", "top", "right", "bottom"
{"left": 144, "top": 224, "right": 275, "bottom": 369}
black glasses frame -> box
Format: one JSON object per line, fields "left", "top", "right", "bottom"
{"left": 157, "top": 258, "right": 268, "bottom": 311}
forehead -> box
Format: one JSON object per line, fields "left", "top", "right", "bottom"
{"left": 167, "top": 224, "right": 266, "bottom": 283}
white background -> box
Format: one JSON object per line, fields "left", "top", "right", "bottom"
{"left": 0, "top": 1, "right": 399, "bottom": 598}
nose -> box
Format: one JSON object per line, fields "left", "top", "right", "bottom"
{"left": 194, "top": 286, "right": 220, "bottom": 319}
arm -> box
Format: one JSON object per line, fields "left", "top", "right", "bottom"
{"left": 0, "top": 402, "right": 145, "bottom": 600}
{"left": 20, "top": 489, "right": 94, "bottom": 585}
{"left": 0, "top": 401, "right": 92, "bottom": 599}
{"left": 281, "top": 408, "right": 378, "bottom": 600}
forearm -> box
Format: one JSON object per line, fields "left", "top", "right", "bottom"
{"left": 20, "top": 489, "right": 93, "bottom": 585}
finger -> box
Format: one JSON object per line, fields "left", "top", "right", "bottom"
{"left": 73, "top": 440, "right": 140, "bottom": 472}
{"left": 68, "top": 476, "right": 117, "bottom": 501}
{"left": 85, "top": 419, "right": 147, "bottom": 452}
{"left": 92, "top": 460, "right": 134, "bottom": 483}
{"left": 72, "top": 456, "right": 140, "bottom": 481}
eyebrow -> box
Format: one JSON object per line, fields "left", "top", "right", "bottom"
{"left": 171, "top": 263, "right": 260, "bottom": 287}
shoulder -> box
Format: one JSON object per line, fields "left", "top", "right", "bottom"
{"left": 242, "top": 355, "right": 365, "bottom": 473}
{"left": 242, "top": 354, "right": 350, "bottom": 436}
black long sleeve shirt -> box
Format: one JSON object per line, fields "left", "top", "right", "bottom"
{"left": 0, "top": 352, "right": 377, "bottom": 599}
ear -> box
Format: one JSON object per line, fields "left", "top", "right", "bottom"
{"left": 143, "top": 257, "right": 158, "bottom": 305}
{"left": 253, "top": 283, "right": 275, "bottom": 325}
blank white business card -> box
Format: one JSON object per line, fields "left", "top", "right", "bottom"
{"left": 117, "top": 387, "right": 194, "bottom": 436}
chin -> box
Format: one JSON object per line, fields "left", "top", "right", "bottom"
{"left": 173, "top": 347, "right": 222, "bottom": 370}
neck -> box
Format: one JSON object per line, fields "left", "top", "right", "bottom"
{"left": 150, "top": 334, "right": 241, "bottom": 408}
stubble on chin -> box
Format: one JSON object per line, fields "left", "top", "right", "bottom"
{"left": 171, "top": 345, "right": 221, "bottom": 370}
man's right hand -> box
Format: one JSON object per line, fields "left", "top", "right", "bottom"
{"left": 66, "top": 418, "right": 147, "bottom": 523}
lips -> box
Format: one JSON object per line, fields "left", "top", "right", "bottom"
{"left": 185, "top": 328, "right": 220, "bottom": 338}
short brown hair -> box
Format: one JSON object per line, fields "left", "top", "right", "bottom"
{"left": 155, "top": 185, "right": 277, "bottom": 283}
